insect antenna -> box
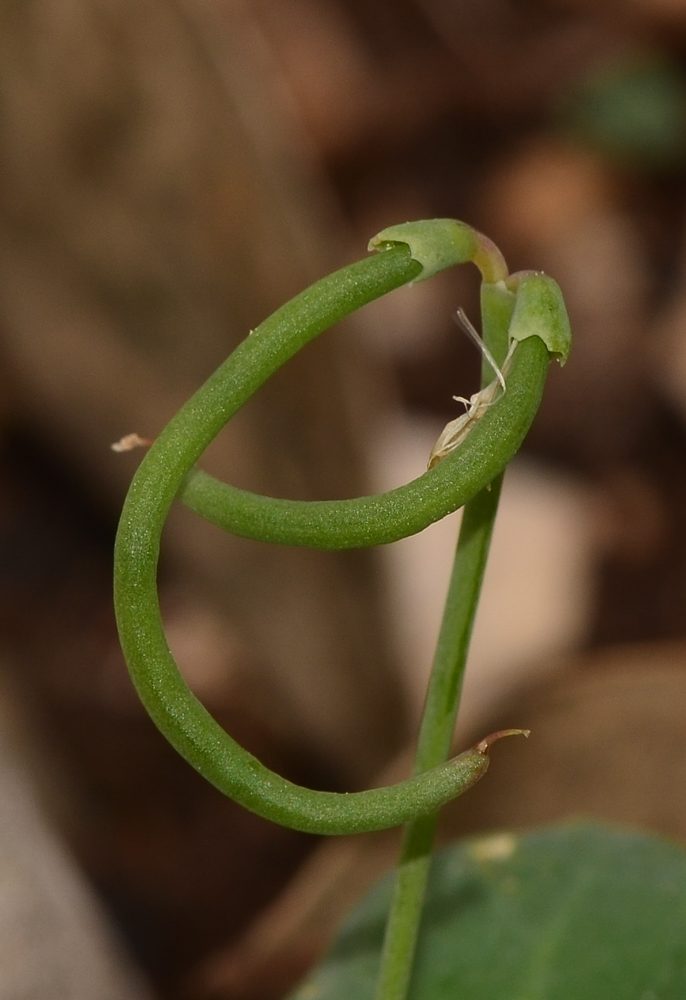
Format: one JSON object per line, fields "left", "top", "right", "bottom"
{"left": 453, "top": 307, "right": 506, "bottom": 393}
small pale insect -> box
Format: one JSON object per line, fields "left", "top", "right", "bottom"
{"left": 428, "top": 309, "right": 514, "bottom": 470}
{"left": 110, "top": 432, "right": 153, "bottom": 452}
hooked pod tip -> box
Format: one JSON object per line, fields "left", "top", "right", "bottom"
{"left": 474, "top": 729, "right": 530, "bottom": 754}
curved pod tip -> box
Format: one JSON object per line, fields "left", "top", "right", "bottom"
{"left": 369, "top": 219, "right": 508, "bottom": 284}
{"left": 506, "top": 272, "right": 572, "bottom": 365}
{"left": 475, "top": 728, "right": 531, "bottom": 754}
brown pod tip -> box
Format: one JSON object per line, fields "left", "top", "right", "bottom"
{"left": 474, "top": 728, "right": 530, "bottom": 755}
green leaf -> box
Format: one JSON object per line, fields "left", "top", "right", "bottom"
{"left": 562, "top": 52, "right": 686, "bottom": 171}
{"left": 289, "top": 823, "right": 686, "bottom": 1000}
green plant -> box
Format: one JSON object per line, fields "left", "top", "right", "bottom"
{"left": 290, "top": 823, "right": 686, "bottom": 1000}
{"left": 114, "top": 218, "right": 571, "bottom": 999}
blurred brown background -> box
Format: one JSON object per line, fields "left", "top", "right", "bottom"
{"left": 2, "top": 0, "right": 686, "bottom": 998}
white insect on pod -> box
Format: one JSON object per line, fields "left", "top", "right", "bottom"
{"left": 428, "top": 308, "right": 515, "bottom": 470}
{"left": 428, "top": 270, "right": 570, "bottom": 469}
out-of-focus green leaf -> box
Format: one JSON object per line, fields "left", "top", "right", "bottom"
{"left": 562, "top": 53, "right": 686, "bottom": 171}
{"left": 289, "top": 823, "right": 686, "bottom": 999}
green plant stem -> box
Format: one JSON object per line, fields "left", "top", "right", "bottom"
{"left": 112, "top": 218, "right": 568, "bottom": 1000}
{"left": 113, "top": 239, "right": 550, "bottom": 836}
{"left": 374, "top": 482, "right": 503, "bottom": 1000}
{"left": 373, "top": 283, "right": 514, "bottom": 1000}
{"left": 178, "top": 339, "right": 545, "bottom": 548}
